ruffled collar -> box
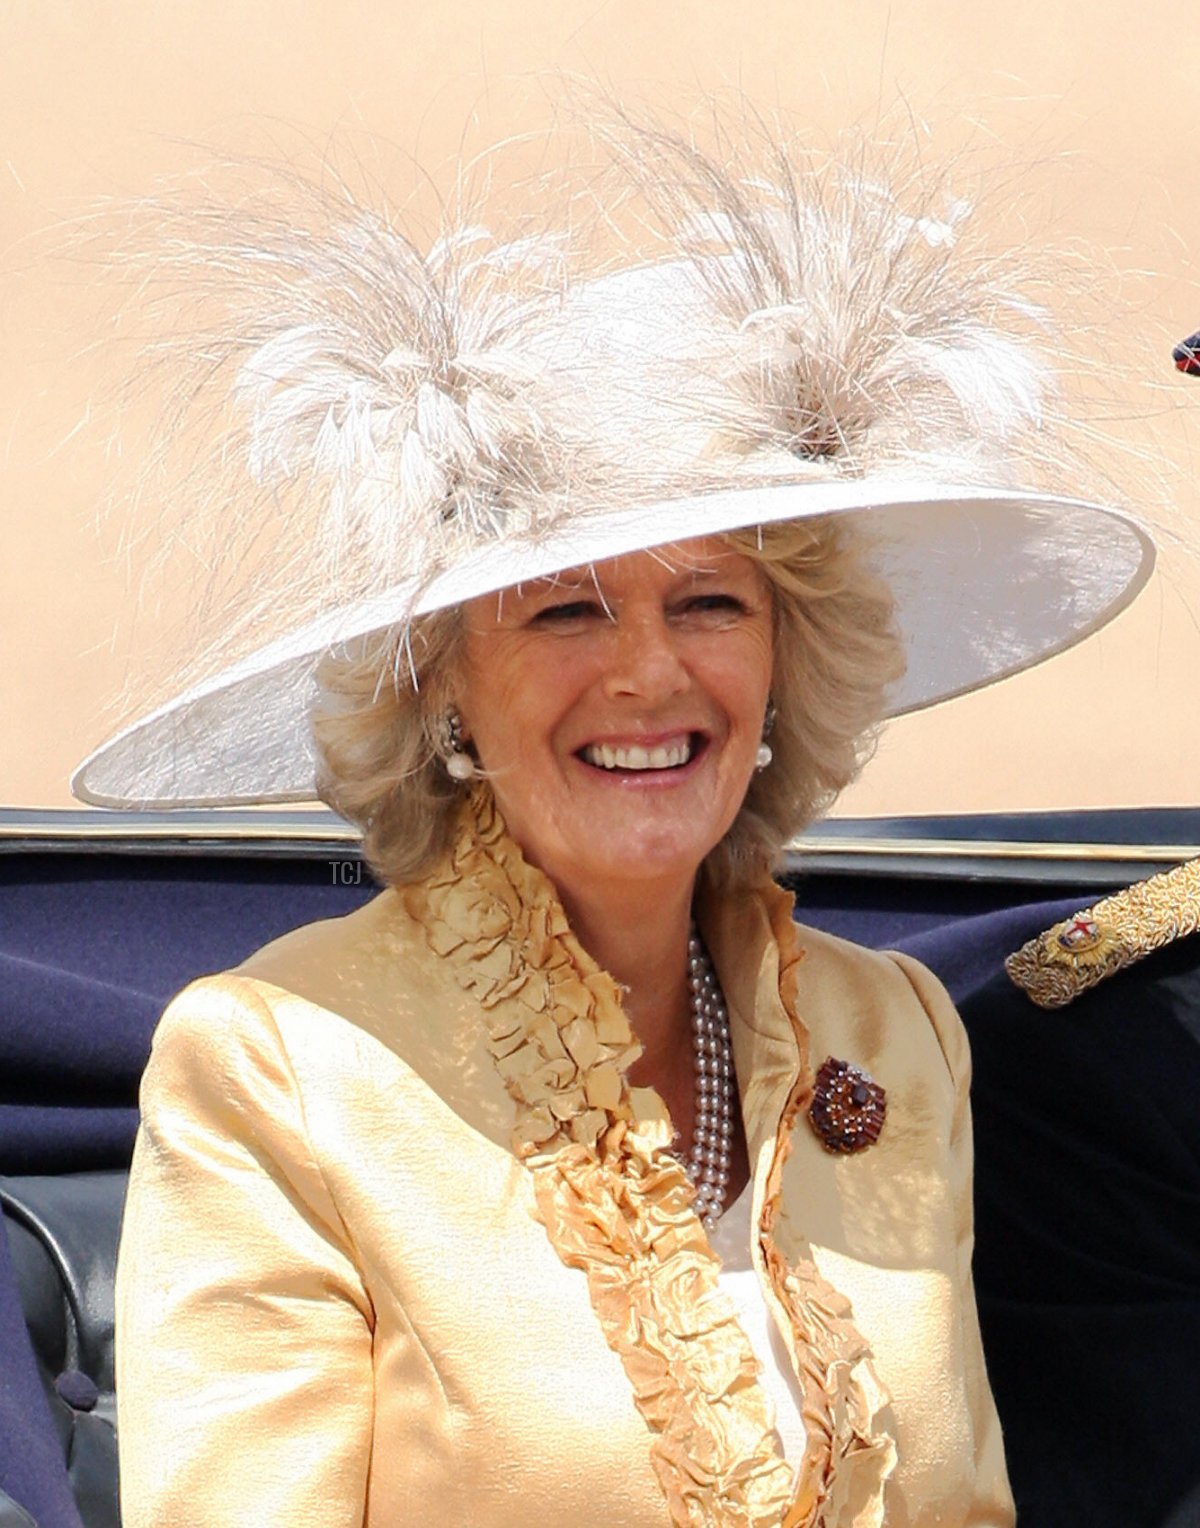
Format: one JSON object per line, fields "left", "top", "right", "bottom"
{"left": 404, "top": 787, "right": 895, "bottom": 1526}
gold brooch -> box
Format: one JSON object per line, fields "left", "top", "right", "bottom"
{"left": 808, "top": 1057, "right": 887, "bottom": 1154}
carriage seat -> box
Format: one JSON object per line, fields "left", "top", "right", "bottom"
{"left": 0, "top": 1174, "right": 125, "bottom": 1528}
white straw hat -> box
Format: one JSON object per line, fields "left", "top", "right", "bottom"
{"left": 72, "top": 159, "right": 1153, "bottom": 809}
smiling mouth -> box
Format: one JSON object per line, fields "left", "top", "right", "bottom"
{"left": 578, "top": 735, "right": 701, "bottom": 772}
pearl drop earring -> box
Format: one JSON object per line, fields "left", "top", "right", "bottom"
{"left": 755, "top": 699, "right": 777, "bottom": 771}
{"left": 443, "top": 710, "right": 478, "bottom": 781}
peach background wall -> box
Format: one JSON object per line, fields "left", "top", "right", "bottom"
{"left": 3, "top": 0, "right": 1199, "bottom": 812}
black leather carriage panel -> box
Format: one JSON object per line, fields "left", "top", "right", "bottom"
{"left": 0, "top": 1492, "right": 37, "bottom": 1527}
{"left": 0, "top": 1174, "right": 126, "bottom": 1528}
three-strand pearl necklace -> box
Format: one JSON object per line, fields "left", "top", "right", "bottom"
{"left": 683, "top": 924, "right": 736, "bottom": 1229}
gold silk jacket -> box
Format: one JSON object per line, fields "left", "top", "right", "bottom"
{"left": 116, "top": 794, "right": 1013, "bottom": 1527}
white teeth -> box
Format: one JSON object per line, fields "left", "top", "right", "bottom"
{"left": 582, "top": 739, "right": 693, "bottom": 771}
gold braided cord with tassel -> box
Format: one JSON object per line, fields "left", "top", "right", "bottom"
{"left": 1005, "top": 857, "right": 1200, "bottom": 1009}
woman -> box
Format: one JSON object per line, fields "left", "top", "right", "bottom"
{"left": 76, "top": 131, "right": 1151, "bottom": 1526}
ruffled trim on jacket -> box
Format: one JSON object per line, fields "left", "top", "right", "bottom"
{"left": 756, "top": 890, "right": 898, "bottom": 1528}
{"left": 406, "top": 788, "right": 894, "bottom": 1526}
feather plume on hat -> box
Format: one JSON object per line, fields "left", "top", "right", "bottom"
{"left": 89, "top": 160, "right": 585, "bottom": 691}
{"left": 584, "top": 117, "right": 1080, "bottom": 501}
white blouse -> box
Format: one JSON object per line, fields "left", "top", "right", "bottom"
{"left": 711, "top": 1184, "right": 809, "bottom": 1475}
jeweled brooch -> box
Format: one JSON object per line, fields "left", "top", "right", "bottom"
{"left": 1054, "top": 915, "right": 1105, "bottom": 955}
{"left": 808, "top": 1057, "right": 886, "bottom": 1154}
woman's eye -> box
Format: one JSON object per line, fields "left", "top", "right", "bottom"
{"left": 531, "top": 599, "right": 602, "bottom": 625}
{"left": 679, "top": 593, "right": 748, "bottom": 619}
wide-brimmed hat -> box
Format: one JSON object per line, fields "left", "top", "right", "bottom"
{"left": 72, "top": 155, "right": 1153, "bottom": 809}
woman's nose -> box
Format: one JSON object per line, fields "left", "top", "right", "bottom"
{"left": 600, "top": 613, "right": 689, "bottom": 702}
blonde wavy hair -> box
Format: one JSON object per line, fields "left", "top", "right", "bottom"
{"left": 313, "top": 517, "right": 901, "bottom": 888}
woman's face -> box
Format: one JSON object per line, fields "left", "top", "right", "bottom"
{"left": 454, "top": 537, "right": 774, "bottom": 903}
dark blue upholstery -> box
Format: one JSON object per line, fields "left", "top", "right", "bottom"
{"left": 0, "top": 852, "right": 372, "bottom": 1527}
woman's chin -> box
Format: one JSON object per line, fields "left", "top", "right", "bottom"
{"left": 560, "top": 816, "right": 726, "bottom": 893}
{"left": 492, "top": 758, "right": 748, "bottom": 898}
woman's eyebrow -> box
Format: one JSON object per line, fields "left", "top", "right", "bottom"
{"left": 675, "top": 563, "right": 744, "bottom": 587}
{"left": 513, "top": 571, "right": 593, "bottom": 598}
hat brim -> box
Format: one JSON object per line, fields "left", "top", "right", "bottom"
{"left": 72, "top": 478, "right": 1152, "bottom": 808}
